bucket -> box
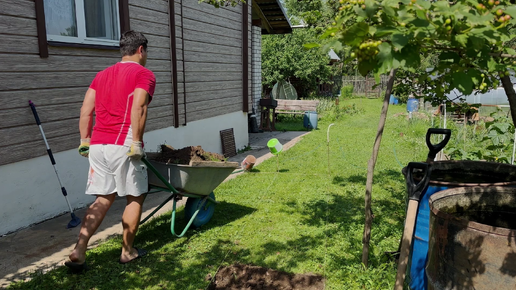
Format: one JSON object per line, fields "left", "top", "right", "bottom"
{"left": 389, "top": 95, "right": 399, "bottom": 105}
{"left": 267, "top": 138, "right": 283, "bottom": 155}
{"left": 303, "top": 111, "right": 318, "bottom": 130}
{"left": 406, "top": 161, "right": 516, "bottom": 290}
{"left": 407, "top": 98, "right": 419, "bottom": 113}
{"left": 241, "top": 155, "right": 256, "bottom": 171}
{"left": 427, "top": 186, "right": 516, "bottom": 290}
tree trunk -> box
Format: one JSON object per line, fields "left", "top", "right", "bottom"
{"left": 361, "top": 69, "right": 397, "bottom": 267}
{"left": 499, "top": 74, "right": 516, "bottom": 124}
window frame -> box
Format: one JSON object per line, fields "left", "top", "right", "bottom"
{"left": 35, "top": 0, "right": 130, "bottom": 58}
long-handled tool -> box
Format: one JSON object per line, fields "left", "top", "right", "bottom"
{"left": 394, "top": 162, "right": 432, "bottom": 290}
{"left": 425, "top": 128, "right": 451, "bottom": 163}
{"left": 393, "top": 128, "right": 451, "bottom": 289}
{"left": 29, "top": 100, "right": 81, "bottom": 228}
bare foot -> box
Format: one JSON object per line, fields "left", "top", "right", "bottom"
{"left": 119, "top": 248, "right": 147, "bottom": 264}
{"left": 68, "top": 248, "right": 86, "bottom": 264}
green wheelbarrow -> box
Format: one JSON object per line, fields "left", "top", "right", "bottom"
{"left": 140, "top": 153, "right": 240, "bottom": 237}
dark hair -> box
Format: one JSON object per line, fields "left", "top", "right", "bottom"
{"left": 119, "top": 30, "right": 148, "bottom": 56}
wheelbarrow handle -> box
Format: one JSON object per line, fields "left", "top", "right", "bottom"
{"left": 405, "top": 162, "right": 432, "bottom": 202}
{"left": 426, "top": 128, "right": 451, "bottom": 162}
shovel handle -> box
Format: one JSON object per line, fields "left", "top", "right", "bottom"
{"left": 394, "top": 199, "right": 419, "bottom": 290}
{"left": 405, "top": 162, "right": 432, "bottom": 201}
{"left": 426, "top": 128, "right": 451, "bottom": 162}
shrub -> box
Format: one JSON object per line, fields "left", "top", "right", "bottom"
{"left": 341, "top": 85, "right": 354, "bottom": 99}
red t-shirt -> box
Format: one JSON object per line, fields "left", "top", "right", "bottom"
{"left": 89, "top": 62, "right": 156, "bottom": 146}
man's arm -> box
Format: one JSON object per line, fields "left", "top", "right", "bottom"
{"left": 79, "top": 88, "right": 95, "bottom": 139}
{"left": 130, "top": 88, "right": 150, "bottom": 142}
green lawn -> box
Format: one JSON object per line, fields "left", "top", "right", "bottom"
{"left": 8, "top": 98, "right": 431, "bottom": 290}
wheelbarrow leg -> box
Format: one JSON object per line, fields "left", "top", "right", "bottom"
{"left": 140, "top": 193, "right": 176, "bottom": 224}
{"left": 171, "top": 195, "right": 211, "bottom": 237}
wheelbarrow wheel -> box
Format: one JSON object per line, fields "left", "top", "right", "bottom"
{"left": 184, "top": 192, "right": 216, "bottom": 228}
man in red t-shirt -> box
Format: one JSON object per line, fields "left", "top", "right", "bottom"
{"left": 66, "top": 31, "right": 156, "bottom": 271}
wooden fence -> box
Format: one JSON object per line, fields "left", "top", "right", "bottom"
{"left": 342, "top": 75, "right": 390, "bottom": 97}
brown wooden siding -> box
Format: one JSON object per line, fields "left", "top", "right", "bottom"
{"left": 0, "top": 0, "right": 251, "bottom": 166}
{"left": 179, "top": 0, "right": 245, "bottom": 123}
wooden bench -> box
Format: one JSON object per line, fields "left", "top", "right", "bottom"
{"left": 275, "top": 99, "right": 319, "bottom": 115}
{"left": 274, "top": 99, "right": 319, "bottom": 124}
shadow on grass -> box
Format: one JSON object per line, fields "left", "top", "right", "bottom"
{"left": 275, "top": 169, "right": 407, "bottom": 269}
{"left": 7, "top": 202, "right": 256, "bottom": 290}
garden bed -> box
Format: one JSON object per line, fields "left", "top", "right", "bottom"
{"left": 208, "top": 264, "right": 324, "bottom": 290}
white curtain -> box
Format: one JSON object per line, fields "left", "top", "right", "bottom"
{"left": 43, "top": 0, "right": 77, "bottom": 37}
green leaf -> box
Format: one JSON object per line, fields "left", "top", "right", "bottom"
{"left": 382, "top": 0, "right": 400, "bottom": 8}
{"left": 321, "top": 27, "right": 340, "bottom": 39}
{"left": 358, "top": 59, "right": 377, "bottom": 76}
{"left": 303, "top": 43, "right": 320, "bottom": 49}
{"left": 377, "top": 42, "right": 394, "bottom": 73}
{"left": 411, "top": 18, "right": 430, "bottom": 28}
{"left": 391, "top": 33, "right": 409, "bottom": 49}
{"left": 432, "top": 0, "right": 449, "bottom": 11}
{"left": 417, "top": 0, "right": 431, "bottom": 9}
{"left": 467, "top": 13, "right": 494, "bottom": 25}
{"left": 375, "top": 27, "right": 398, "bottom": 37}
{"left": 415, "top": 9, "right": 426, "bottom": 20}
{"left": 364, "top": 0, "right": 378, "bottom": 17}
{"left": 383, "top": 5, "right": 395, "bottom": 16}
{"left": 342, "top": 22, "right": 369, "bottom": 46}
{"left": 455, "top": 34, "right": 468, "bottom": 47}
{"left": 493, "top": 123, "right": 511, "bottom": 134}
{"left": 487, "top": 58, "right": 497, "bottom": 72}
{"left": 369, "top": 26, "right": 377, "bottom": 36}
{"left": 353, "top": 5, "right": 368, "bottom": 18}
{"left": 439, "top": 52, "right": 460, "bottom": 63}
{"left": 505, "top": 6, "right": 516, "bottom": 19}
{"left": 451, "top": 71, "right": 473, "bottom": 95}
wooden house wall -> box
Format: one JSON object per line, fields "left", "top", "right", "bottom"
{"left": 178, "top": 0, "right": 250, "bottom": 122}
{"left": 0, "top": 0, "right": 251, "bottom": 166}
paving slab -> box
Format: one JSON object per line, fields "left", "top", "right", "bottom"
{"left": 0, "top": 131, "right": 309, "bottom": 288}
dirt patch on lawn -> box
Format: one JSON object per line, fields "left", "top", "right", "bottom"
{"left": 208, "top": 264, "right": 324, "bottom": 290}
{"left": 151, "top": 145, "right": 226, "bottom": 165}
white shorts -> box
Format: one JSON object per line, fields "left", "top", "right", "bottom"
{"left": 86, "top": 144, "right": 148, "bottom": 197}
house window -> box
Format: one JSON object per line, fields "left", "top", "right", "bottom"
{"left": 43, "top": 0, "right": 120, "bottom": 46}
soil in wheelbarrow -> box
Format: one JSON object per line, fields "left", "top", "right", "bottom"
{"left": 207, "top": 264, "right": 324, "bottom": 290}
{"left": 152, "top": 145, "right": 226, "bottom": 165}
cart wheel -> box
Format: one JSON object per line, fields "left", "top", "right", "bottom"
{"left": 185, "top": 192, "right": 216, "bottom": 228}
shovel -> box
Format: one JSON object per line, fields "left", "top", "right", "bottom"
{"left": 394, "top": 162, "right": 432, "bottom": 290}
{"left": 425, "top": 128, "right": 451, "bottom": 163}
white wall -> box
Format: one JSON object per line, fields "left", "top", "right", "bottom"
{"left": 144, "top": 111, "right": 249, "bottom": 154}
{"left": 0, "top": 111, "right": 248, "bottom": 235}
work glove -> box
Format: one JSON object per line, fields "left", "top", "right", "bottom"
{"left": 78, "top": 138, "right": 90, "bottom": 158}
{"left": 127, "top": 141, "right": 144, "bottom": 160}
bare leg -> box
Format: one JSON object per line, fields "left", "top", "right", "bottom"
{"left": 69, "top": 194, "right": 116, "bottom": 263}
{"left": 119, "top": 194, "right": 146, "bottom": 263}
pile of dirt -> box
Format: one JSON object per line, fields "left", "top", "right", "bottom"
{"left": 207, "top": 264, "right": 324, "bottom": 290}
{"left": 151, "top": 145, "right": 226, "bottom": 165}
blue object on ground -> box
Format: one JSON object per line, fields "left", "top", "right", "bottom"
{"left": 407, "top": 98, "right": 419, "bottom": 112}
{"left": 389, "top": 95, "right": 399, "bottom": 105}
{"left": 184, "top": 192, "right": 216, "bottom": 228}
{"left": 303, "top": 111, "right": 318, "bottom": 130}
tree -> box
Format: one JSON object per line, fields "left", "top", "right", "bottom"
{"left": 325, "top": 0, "right": 516, "bottom": 119}
{"left": 321, "top": 0, "right": 516, "bottom": 272}
{"left": 262, "top": 29, "right": 339, "bottom": 98}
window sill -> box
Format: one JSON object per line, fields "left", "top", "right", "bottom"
{"left": 48, "top": 41, "right": 120, "bottom": 50}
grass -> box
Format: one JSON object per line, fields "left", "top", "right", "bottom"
{"left": 8, "top": 98, "right": 432, "bottom": 290}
